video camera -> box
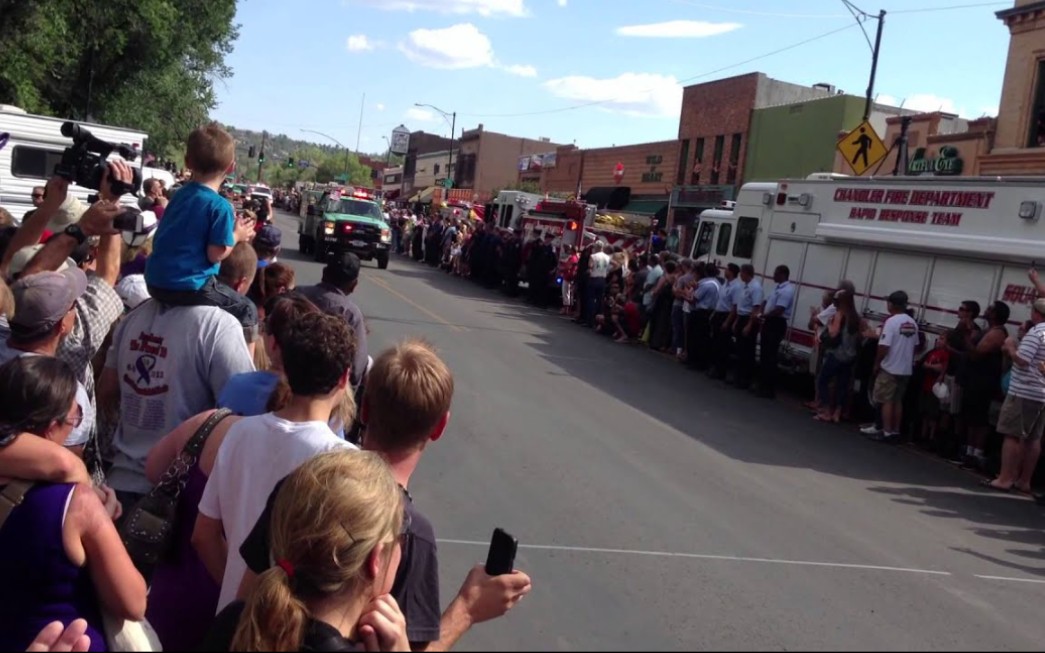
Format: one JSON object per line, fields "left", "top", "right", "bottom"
{"left": 54, "top": 121, "right": 142, "bottom": 198}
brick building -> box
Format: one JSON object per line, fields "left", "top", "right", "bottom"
{"left": 523, "top": 140, "right": 679, "bottom": 220}
{"left": 402, "top": 131, "right": 452, "bottom": 197}
{"left": 669, "top": 73, "right": 842, "bottom": 250}
{"left": 452, "top": 124, "right": 563, "bottom": 196}
{"left": 978, "top": 0, "right": 1045, "bottom": 174}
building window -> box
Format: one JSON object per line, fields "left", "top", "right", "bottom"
{"left": 676, "top": 139, "right": 690, "bottom": 186}
{"left": 1029, "top": 59, "right": 1045, "bottom": 148}
{"left": 726, "top": 133, "right": 742, "bottom": 185}
{"left": 710, "top": 135, "right": 724, "bottom": 185}
{"left": 691, "top": 138, "right": 705, "bottom": 185}
{"left": 733, "top": 216, "right": 759, "bottom": 259}
{"left": 434, "top": 163, "right": 441, "bottom": 175}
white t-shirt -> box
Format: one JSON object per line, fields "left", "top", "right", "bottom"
{"left": 879, "top": 312, "right": 919, "bottom": 376}
{"left": 590, "top": 252, "right": 611, "bottom": 279}
{"left": 198, "top": 412, "right": 355, "bottom": 612}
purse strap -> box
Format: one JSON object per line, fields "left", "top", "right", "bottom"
{"left": 155, "top": 409, "right": 233, "bottom": 500}
{"left": 0, "top": 480, "right": 35, "bottom": 530}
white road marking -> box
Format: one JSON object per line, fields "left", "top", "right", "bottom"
{"left": 974, "top": 574, "right": 1045, "bottom": 585}
{"left": 437, "top": 539, "right": 952, "bottom": 576}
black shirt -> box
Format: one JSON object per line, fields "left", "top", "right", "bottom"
{"left": 239, "top": 481, "right": 442, "bottom": 644}
{"left": 202, "top": 600, "right": 362, "bottom": 652}
{"left": 294, "top": 284, "right": 368, "bottom": 387}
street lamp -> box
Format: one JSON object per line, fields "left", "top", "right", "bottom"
{"left": 300, "top": 128, "right": 351, "bottom": 183}
{"left": 382, "top": 135, "right": 392, "bottom": 165}
{"left": 414, "top": 103, "right": 456, "bottom": 191}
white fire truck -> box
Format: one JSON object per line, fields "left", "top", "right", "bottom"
{"left": 487, "top": 190, "right": 546, "bottom": 231}
{"left": 740, "top": 175, "right": 1045, "bottom": 367}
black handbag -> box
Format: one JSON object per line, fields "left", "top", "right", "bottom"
{"left": 119, "top": 409, "right": 232, "bottom": 579}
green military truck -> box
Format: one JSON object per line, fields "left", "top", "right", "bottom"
{"left": 299, "top": 190, "right": 392, "bottom": 269}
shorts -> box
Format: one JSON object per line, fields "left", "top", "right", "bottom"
{"left": 873, "top": 371, "right": 910, "bottom": 405}
{"left": 995, "top": 394, "right": 1045, "bottom": 441}
{"left": 919, "top": 392, "right": 941, "bottom": 421}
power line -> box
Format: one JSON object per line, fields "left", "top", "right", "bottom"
{"left": 458, "top": 22, "right": 859, "bottom": 119}
{"left": 670, "top": 0, "right": 1008, "bottom": 17}
{"left": 888, "top": 1, "right": 1008, "bottom": 13}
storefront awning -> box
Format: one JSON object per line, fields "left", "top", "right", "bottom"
{"left": 619, "top": 200, "right": 667, "bottom": 215}
{"left": 583, "top": 186, "right": 630, "bottom": 211}
{"left": 408, "top": 187, "right": 436, "bottom": 203}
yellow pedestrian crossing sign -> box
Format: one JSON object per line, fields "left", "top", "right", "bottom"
{"left": 838, "top": 121, "right": 888, "bottom": 175}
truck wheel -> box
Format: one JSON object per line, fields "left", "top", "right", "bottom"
{"left": 377, "top": 253, "right": 389, "bottom": 270}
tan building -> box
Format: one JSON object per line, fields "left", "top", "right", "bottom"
{"left": 831, "top": 112, "right": 996, "bottom": 177}
{"left": 412, "top": 150, "right": 456, "bottom": 190}
{"left": 979, "top": 0, "right": 1045, "bottom": 174}
{"left": 382, "top": 165, "right": 404, "bottom": 200}
{"left": 452, "top": 125, "right": 563, "bottom": 195}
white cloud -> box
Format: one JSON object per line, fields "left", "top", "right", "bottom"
{"left": 346, "top": 34, "right": 375, "bottom": 52}
{"left": 615, "top": 20, "right": 742, "bottom": 38}
{"left": 557, "top": 0, "right": 567, "bottom": 5}
{"left": 543, "top": 72, "right": 682, "bottom": 117}
{"left": 400, "top": 23, "right": 495, "bottom": 69}
{"left": 349, "top": 0, "right": 526, "bottom": 17}
{"left": 375, "top": 103, "right": 386, "bottom": 111}
{"left": 405, "top": 107, "right": 439, "bottom": 123}
{"left": 503, "top": 63, "right": 538, "bottom": 77}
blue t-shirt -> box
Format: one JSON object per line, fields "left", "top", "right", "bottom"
{"left": 146, "top": 182, "right": 235, "bottom": 291}
{"left": 217, "top": 371, "right": 280, "bottom": 417}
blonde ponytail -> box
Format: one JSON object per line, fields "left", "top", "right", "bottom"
{"left": 229, "top": 450, "right": 403, "bottom": 652}
{"left": 230, "top": 566, "right": 308, "bottom": 652}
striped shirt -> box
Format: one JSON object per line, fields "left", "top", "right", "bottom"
{"left": 1009, "top": 323, "right": 1045, "bottom": 402}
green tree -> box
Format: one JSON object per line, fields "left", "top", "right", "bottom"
{"left": 0, "top": 0, "right": 238, "bottom": 155}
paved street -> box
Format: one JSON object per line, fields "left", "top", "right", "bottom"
{"left": 275, "top": 210, "right": 1045, "bottom": 651}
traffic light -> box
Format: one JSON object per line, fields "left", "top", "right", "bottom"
{"left": 248, "top": 145, "right": 256, "bottom": 159}
{"left": 287, "top": 157, "right": 295, "bottom": 168}
{"left": 258, "top": 150, "right": 265, "bottom": 164}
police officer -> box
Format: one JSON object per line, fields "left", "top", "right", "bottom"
{"left": 755, "top": 265, "right": 795, "bottom": 398}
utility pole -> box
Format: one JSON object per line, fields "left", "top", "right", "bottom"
{"left": 863, "top": 10, "right": 886, "bottom": 121}
{"left": 356, "top": 93, "right": 365, "bottom": 154}
{"left": 447, "top": 112, "right": 456, "bottom": 191}
{"left": 892, "top": 115, "right": 912, "bottom": 176}
{"left": 257, "top": 130, "right": 268, "bottom": 183}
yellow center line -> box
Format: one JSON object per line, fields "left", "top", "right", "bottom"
{"left": 367, "top": 275, "right": 468, "bottom": 333}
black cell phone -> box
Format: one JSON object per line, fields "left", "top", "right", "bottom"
{"left": 484, "top": 528, "right": 518, "bottom": 576}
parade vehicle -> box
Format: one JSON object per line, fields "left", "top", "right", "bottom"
{"left": 486, "top": 190, "right": 546, "bottom": 231}
{"left": 687, "top": 184, "right": 779, "bottom": 269}
{"left": 586, "top": 210, "right": 655, "bottom": 255}
{"left": 519, "top": 198, "right": 596, "bottom": 261}
{"left": 0, "top": 104, "right": 148, "bottom": 222}
{"left": 298, "top": 187, "right": 392, "bottom": 268}
{"left": 741, "top": 174, "right": 1045, "bottom": 369}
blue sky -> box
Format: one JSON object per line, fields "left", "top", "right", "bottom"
{"left": 212, "top": 0, "right": 1013, "bottom": 152}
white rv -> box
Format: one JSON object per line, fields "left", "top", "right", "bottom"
{"left": 0, "top": 105, "right": 148, "bottom": 222}
{"left": 748, "top": 175, "right": 1045, "bottom": 365}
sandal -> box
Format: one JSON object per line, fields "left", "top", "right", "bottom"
{"left": 981, "top": 478, "right": 1013, "bottom": 493}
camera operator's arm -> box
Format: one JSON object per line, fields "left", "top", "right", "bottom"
{"left": 0, "top": 176, "right": 68, "bottom": 278}
{"left": 93, "top": 163, "right": 132, "bottom": 286}
{"left": 23, "top": 201, "right": 120, "bottom": 277}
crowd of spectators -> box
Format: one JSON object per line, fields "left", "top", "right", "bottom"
{"left": 0, "top": 122, "right": 530, "bottom": 651}
{"left": 402, "top": 228, "right": 1045, "bottom": 502}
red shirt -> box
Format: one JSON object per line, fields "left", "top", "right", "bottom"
{"left": 921, "top": 348, "right": 950, "bottom": 393}
{"left": 622, "top": 301, "right": 641, "bottom": 337}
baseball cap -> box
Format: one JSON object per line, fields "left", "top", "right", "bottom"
{"left": 1033, "top": 298, "right": 1045, "bottom": 316}
{"left": 255, "top": 224, "right": 282, "bottom": 250}
{"left": 9, "top": 269, "right": 88, "bottom": 341}
{"left": 7, "top": 245, "right": 74, "bottom": 277}
{"left": 120, "top": 210, "right": 158, "bottom": 248}
{"left": 326, "top": 252, "right": 361, "bottom": 285}
{"left": 116, "top": 274, "right": 151, "bottom": 310}
{"left": 887, "top": 290, "right": 909, "bottom": 309}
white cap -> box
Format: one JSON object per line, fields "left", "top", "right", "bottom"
{"left": 120, "top": 210, "right": 159, "bottom": 248}
{"left": 46, "top": 195, "right": 88, "bottom": 233}
{"left": 115, "top": 274, "right": 150, "bottom": 310}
